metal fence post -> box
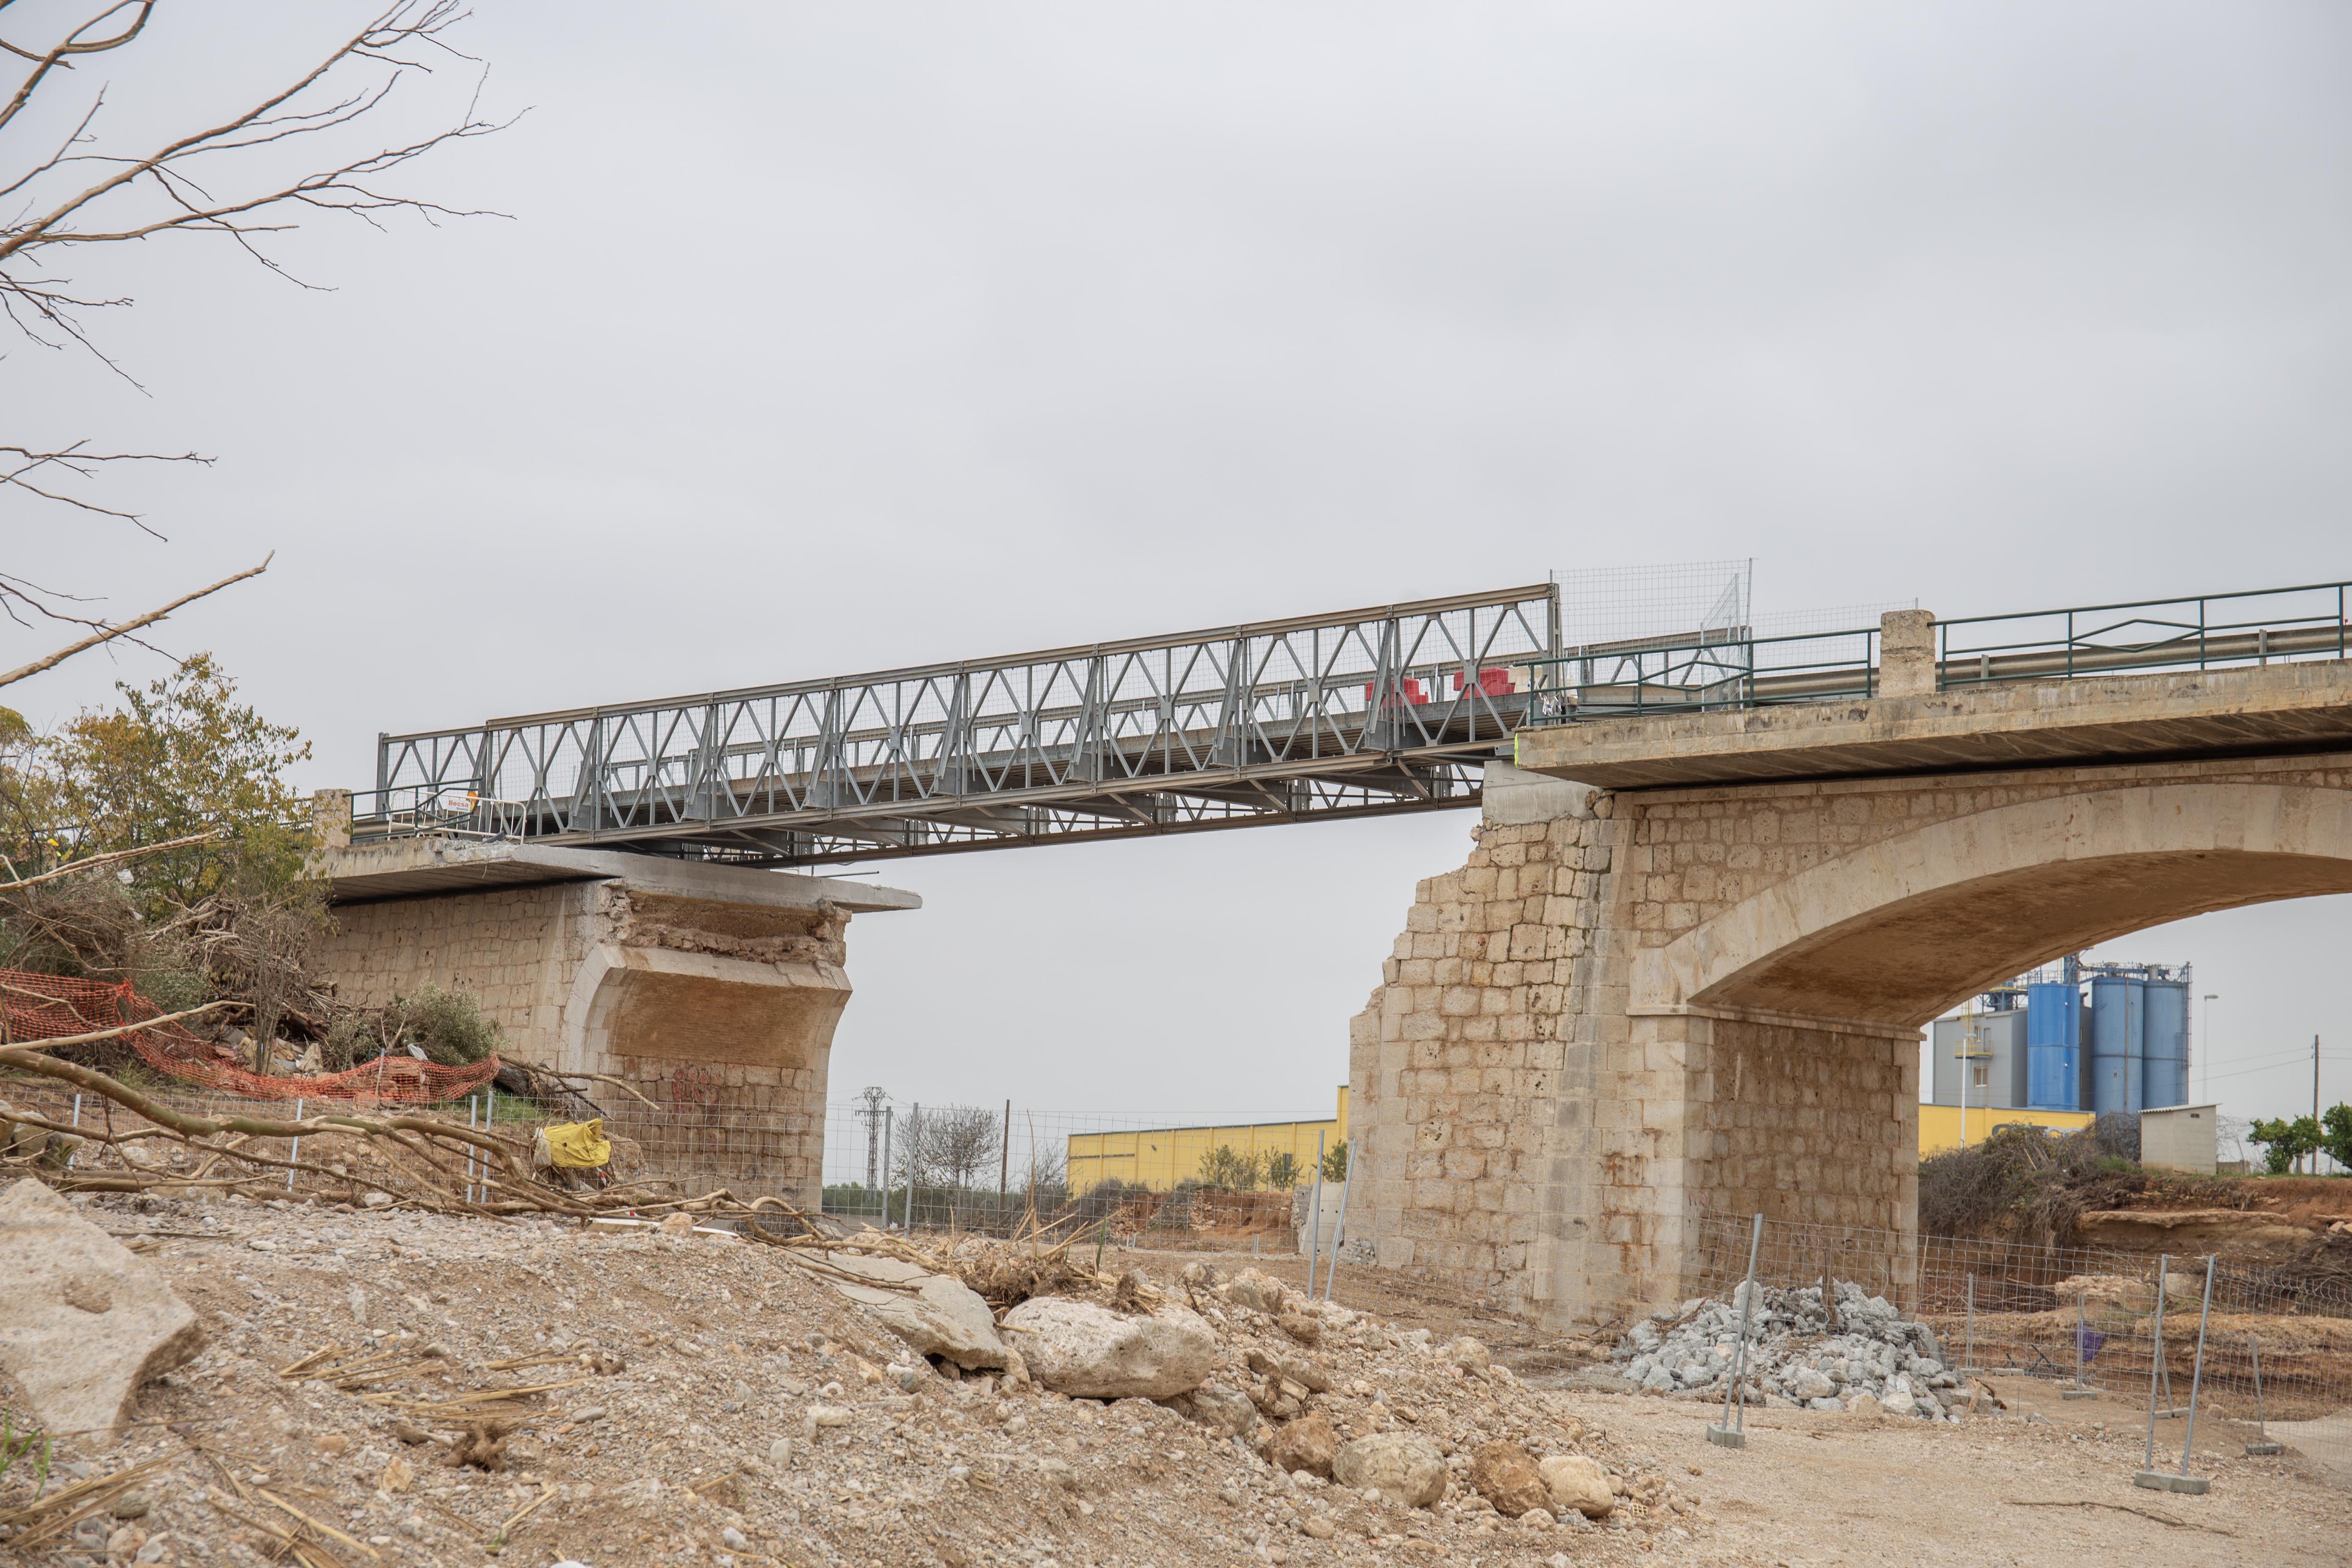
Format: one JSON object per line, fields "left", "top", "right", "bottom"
{"left": 880, "top": 1107, "right": 893, "bottom": 1228}
{"left": 1709, "top": 1212, "right": 1765, "bottom": 1449}
{"left": 288, "top": 1097, "right": 304, "bottom": 1193}
{"left": 1961, "top": 1274, "right": 1977, "bottom": 1375}
{"left": 2244, "top": 1334, "right": 2282, "bottom": 1457}
{"left": 2141, "top": 1252, "right": 2169, "bottom": 1472}
{"left": 1322, "top": 1144, "right": 1354, "bottom": 1303}
{"left": 2137, "top": 1254, "right": 2213, "bottom": 1494}
{"left": 1305, "top": 1131, "right": 1327, "bottom": 1298}
{"left": 906, "top": 1103, "right": 922, "bottom": 1232}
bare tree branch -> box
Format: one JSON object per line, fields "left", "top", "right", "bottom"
{"left": 0, "top": 552, "right": 270, "bottom": 690}
{"left": 1, "top": 442, "right": 211, "bottom": 535}
{"left": 0, "top": 0, "right": 509, "bottom": 599}
{"left": 0, "top": 828, "right": 216, "bottom": 890}
{"left": 0, "top": 1, "right": 515, "bottom": 363}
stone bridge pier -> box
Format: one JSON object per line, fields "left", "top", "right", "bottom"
{"left": 310, "top": 806, "right": 919, "bottom": 1206}
{"left": 1346, "top": 645, "right": 2352, "bottom": 1329}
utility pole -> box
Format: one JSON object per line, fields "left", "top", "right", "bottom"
{"left": 856, "top": 1086, "right": 890, "bottom": 1191}
{"left": 2200, "top": 994, "right": 2216, "bottom": 1104}
{"left": 2316, "top": 1036, "right": 2324, "bottom": 1178}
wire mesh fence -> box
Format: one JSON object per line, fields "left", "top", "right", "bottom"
{"left": 1689, "top": 1211, "right": 2352, "bottom": 1475}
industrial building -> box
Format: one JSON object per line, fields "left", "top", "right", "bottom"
{"left": 1064, "top": 1087, "right": 1347, "bottom": 1194}
{"left": 1928, "top": 954, "right": 2193, "bottom": 1115}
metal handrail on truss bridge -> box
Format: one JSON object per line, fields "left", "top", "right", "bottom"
{"left": 358, "top": 576, "right": 2352, "bottom": 867}
{"left": 360, "top": 583, "right": 1565, "bottom": 867}
{"left": 1516, "top": 578, "right": 2352, "bottom": 719}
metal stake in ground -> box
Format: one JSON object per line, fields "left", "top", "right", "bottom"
{"left": 1322, "top": 1139, "right": 1355, "bottom": 1303}
{"left": 905, "top": 1103, "right": 922, "bottom": 1232}
{"left": 2141, "top": 1252, "right": 2169, "bottom": 1474}
{"left": 2137, "top": 1253, "right": 2215, "bottom": 1494}
{"left": 2244, "top": 1333, "right": 2283, "bottom": 1457}
{"left": 1961, "top": 1274, "right": 1977, "bottom": 1376}
{"left": 1708, "top": 1212, "right": 1764, "bottom": 1449}
{"left": 1306, "top": 1130, "right": 1327, "bottom": 1299}
{"left": 2064, "top": 1281, "right": 2098, "bottom": 1400}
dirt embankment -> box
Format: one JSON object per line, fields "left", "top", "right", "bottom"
{"left": 2074, "top": 1175, "right": 2352, "bottom": 1265}
{"left": 1, "top": 1193, "right": 1693, "bottom": 1568}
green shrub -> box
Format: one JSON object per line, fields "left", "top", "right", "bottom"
{"left": 401, "top": 985, "right": 500, "bottom": 1065}
{"left": 1196, "top": 1144, "right": 1263, "bottom": 1191}
{"left": 1322, "top": 1138, "right": 1348, "bottom": 1182}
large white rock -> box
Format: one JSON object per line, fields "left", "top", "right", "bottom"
{"left": 0, "top": 1179, "right": 203, "bottom": 1441}
{"left": 1332, "top": 1432, "right": 1448, "bottom": 1508}
{"left": 1000, "top": 1296, "right": 1216, "bottom": 1399}
{"left": 817, "top": 1251, "right": 1006, "bottom": 1369}
{"left": 1538, "top": 1454, "right": 1615, "bottom": 1519}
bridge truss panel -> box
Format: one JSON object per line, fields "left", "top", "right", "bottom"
{"left": 365, "top": 583, "right": 1562, "bottom": 866}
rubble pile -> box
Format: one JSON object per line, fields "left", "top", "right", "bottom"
{"left": 1614, "top": 1280, "right": 1972, "bottom": 1420}
{"left": 0, "top": 1179, "right": 1703, "bottom": 1567}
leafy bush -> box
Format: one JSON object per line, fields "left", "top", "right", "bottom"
{"left": 1196, "top": 1144, "right": 1264, "bottom": 1191}
{"left": 402, "top": 986, "right": 500, "bottom": 1065}
{"left": 1263, "top": 1151, "right": 1301, "bottom": 1189}
{"left": 1322, "top": 1138, "right": 1349, "bottom": 1182}
{"left": 2251, "top": 1114, "right": 2323, "bottom": 1175}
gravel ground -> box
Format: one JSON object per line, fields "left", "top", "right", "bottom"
{"left": 7, "top": 1195, "right": 2346, "bottom": 1568}
{"left": 3, "top": 1194, "right": 1677, "bottom": 1568}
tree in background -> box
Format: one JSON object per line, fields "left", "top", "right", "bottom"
{"left": 1263, "top": 1151, "right": 1301, "bottom": 1190}
{"left": 1196, "top": 1144, "right": 1264, "bottom": 1192}
{"left": 2321, "top": 1104, "right": 2352, "bottom": 1172}
{"left": 45, "top": 654, "right": 310, "bottom": 906}
{"left": 2249, "top": 1115, "right": 2323, "bottom": 1176}
{"left": 1322, "top": 1138, "right": 1349, "bottom": 1183}
{"left": 896, "top": 1105, "right": 1001, "bottom": 1193}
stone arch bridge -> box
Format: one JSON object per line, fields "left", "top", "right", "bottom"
{"left": 1346, "top": 627, "right": 2352, "bottom": 1328}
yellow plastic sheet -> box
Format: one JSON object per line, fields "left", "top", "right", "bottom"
{"left": 534, "top": 1118, "right": 611, "bottom": 1170}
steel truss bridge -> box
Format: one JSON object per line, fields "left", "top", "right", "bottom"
{"left": 364, "top": 584, "right": 1569, "bottom": 867}
{"left": 361, "top": 576, "right": 2352, "bottom": 868}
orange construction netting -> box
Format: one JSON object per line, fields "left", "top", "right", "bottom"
{"left": 0, "top": 968, "right": 501, "bottom": 1104}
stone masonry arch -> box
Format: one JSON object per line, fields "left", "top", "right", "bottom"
{"left": 1344, "top": 754, "right": 2352, "bottom": 1330}
{"left": 1642, "top": 781, "right": 2352, "bottom": 1030}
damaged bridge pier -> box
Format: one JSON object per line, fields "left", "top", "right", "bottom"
{"left": 1348, "top": 611, "right": 2352, "bottom": 1329}
{"left": 311, "top": 801, "right": 919, "bottom": 1206}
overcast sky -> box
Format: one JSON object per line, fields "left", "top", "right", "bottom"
{"left": 6, "top": 2, "right": 2350, "bottom": 1134}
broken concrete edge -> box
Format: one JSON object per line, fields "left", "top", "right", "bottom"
{"left": 315, "top": 835, "right": 921, "bottom": 915}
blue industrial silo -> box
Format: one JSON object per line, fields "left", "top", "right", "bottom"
{"left": 2025, "top": 981, "right": 2081, "bottom": 1110}
{"left": 2086, "top": 974, "right": 2145, "bottom": 1114}
{"left": 2142, "top": 979, "right": 2190, "bottom": 1108}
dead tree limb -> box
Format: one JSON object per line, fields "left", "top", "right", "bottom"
{"left": 0, "top": 1044, "right": 521, "bottom": 1168}
{"left": 0, "top": 829, "right": 219, "bottom": 890}
{"left": 0, "top": 558, "right": 271, "bottom": 690}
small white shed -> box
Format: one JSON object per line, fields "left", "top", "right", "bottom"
{"left": 2141, "top": 1103, "right": 2218, "bottom": 1175}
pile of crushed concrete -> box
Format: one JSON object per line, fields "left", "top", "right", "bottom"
{"left": 0, "top": 1176, "right": 1708, "bottom": 1567}
{"left": 1613, "top": 1280, "right": 1975, "bottom": 1420}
